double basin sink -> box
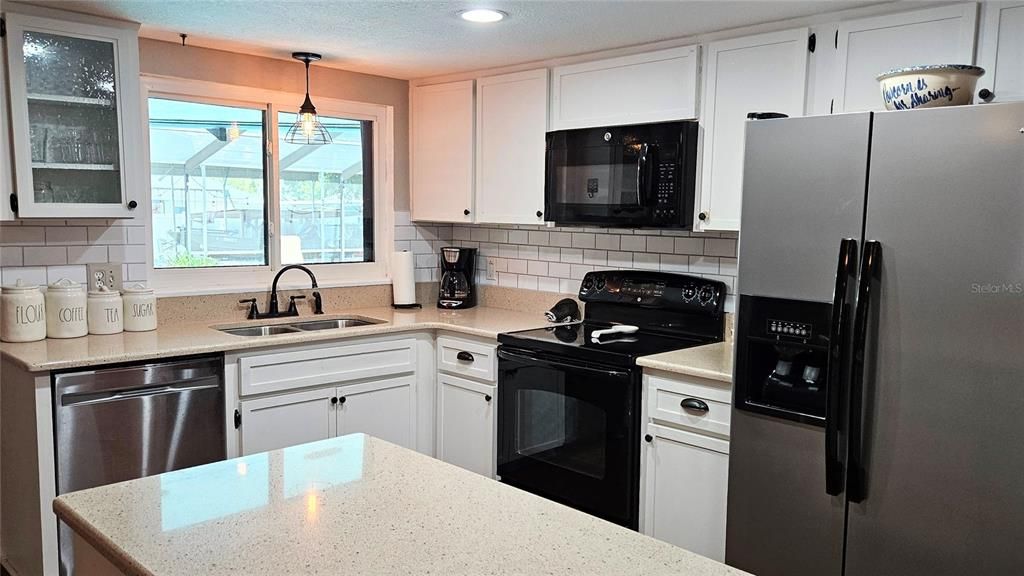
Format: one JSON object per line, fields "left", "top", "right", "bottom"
{"left": 218, "top": 317, "right": 384, "bottom": 337}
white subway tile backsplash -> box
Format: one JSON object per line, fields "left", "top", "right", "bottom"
{"left": 126, "top": 226, "right": 148, "bottom": 245}
{"left": 1, "top": 266, "right": 48, "bottom": 287}
{"left": 559, "top": 278, "right": 577, "bottom": 294}
{"left": 646, "top": 236, "right": 674, "bottom": 254}
{"left": 518, "top": 245, "right": 539, "bottom": 260}
{"left": 68, "top": 245, "right": 108, "bottom": 264}
{"left": 499, "top": 244, "right": 518, "bottom": 259}
{"left": 394, "top": 226, "right": 417, "bottom": 241}
{"left": 537, "top": 276, "right": 560, "bottom": 292}
{"left": 560, "top": 248, "right": 583, "bottom": 264}
{"left": 528, "top": 231, "right": 549, "bottom": 245}
{"left": 571, "top": 232, "right": 595, "bottom": 249}
{"left": 595, "top": 234, "right": 620, "bottom": 250}
{"left": 633, "top": 252, "right": 660, "bottom": 271}
{"left": 24, "top": 246, "right": 67, "bottom": 266}
{"left": 689, "top": 256, "right": 720, "bottom": 274}
{"left": 674, "top": 237, "right": 705, "bottom": 255}
{"left": 549, "top": 232, "right": 572, "bottom": 247}
{"left": 583, "top": 249, "right": 607, "bottom": 266}
{"left": 539, "top": 246, "right": 560, "bottom": 262}
{"left": 527, "top": 260, "right": 548, "bottom": 276}
{"left": 498, "top": 272, "right": 518, "bottom": 287}
{"left": 0, "top": 226, "right": 45, "bottom": 245}
{"left": 88, "top": 226, "right": 128, "bottom": 245}
{"left": 620, "top": 235, "right": 646, "bottom": 252}
{"left": 660, "top": 254, "right": 689, "bottom": 272}
{"left": 489, "top": 229, "right": 508, "bottom": 244}
{"left": 0, "top": 246, "right": 23, "bottom": 267}
{"left": 45, "top": 227, "right": 87, "bottom": 245}
{"left": 706, "top": 238, "right": 738, "bottom": 257}
{"left": 517, "top": 275, "right": 539, "bottom": 290}
{"left": 471, "top": 228, "right": 490, "bottom": 242}
{"left": 507, "top": 259, "right": 528, "bottom": 274}
{"left": 607, "top": 251, "right": 632, "bottom": 268}
{"left": 570, "top": 264, "right": 593, "bottom": 279}
{"left": 548, "top": 262, "right": 570, "bottom": 278}
{"left": 46, "top": 265, "right": 87, "bottom": 284}
{"left": 507, "top": 230, "right": 529, "bottom": 244}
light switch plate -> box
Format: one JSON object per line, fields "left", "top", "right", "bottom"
{"left": 486, "top": 258, "right": 497, "bottom": 281}
{"left": 87, "top": 264, "right": 121, "bottom": 292}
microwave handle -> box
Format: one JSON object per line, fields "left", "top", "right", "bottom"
{"left": 636, "top": 144, "right": 649, "bottom": 207}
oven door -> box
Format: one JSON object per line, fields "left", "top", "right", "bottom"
{"left": 545, "top": 137, "right": 655, "bottom": 226}
{"left": 496, "top": 346, "right": 640, "bottom": 529}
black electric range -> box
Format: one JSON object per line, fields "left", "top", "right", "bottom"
{"left": 496, "top": 270, "right": 727, "bottom": 530}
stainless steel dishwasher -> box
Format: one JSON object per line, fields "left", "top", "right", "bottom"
{"left": 54, "top": 355, "right": 225, "bottom": 575}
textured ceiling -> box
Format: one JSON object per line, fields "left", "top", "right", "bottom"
{"left": 23, "top": 1, "right": 889, "bottom": 79}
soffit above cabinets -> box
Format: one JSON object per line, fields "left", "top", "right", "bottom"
{"left": 19, "top": 0, "right": 882, "bottom": 79}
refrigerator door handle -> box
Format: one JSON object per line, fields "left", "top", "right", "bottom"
{"left": 825, "top": 237, "right": 857, "bottom": 496}
{"left": 848, "top": 240, "right": 882, "bottom": 503}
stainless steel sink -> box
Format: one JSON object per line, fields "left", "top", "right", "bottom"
{"left": 217, "top": 317, "right": 384, "bottom": 337}
{"left": 291, "top": 318, "right": 383, "bottom": 331}
{"left": 219, "top": 325, "right": 302, "bottom": 337}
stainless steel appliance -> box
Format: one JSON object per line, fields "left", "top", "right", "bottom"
{"left": 438, "top": 246, "right": 477, "bottom": 309}
{"left": 727, "top": 103, "right": 1024, "bottom": 576}
{"left": 55, "top": 356, "right": 226, "bottom": 575}
{"left": 544, "top": 121, "right": 698, "bottom": 228}
{"left": 497, "top": 271, "right": 726, "bottom": 529}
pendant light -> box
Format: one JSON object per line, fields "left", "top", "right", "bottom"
{"left": 285, "top": 52, "right": 332, "bottom": 145}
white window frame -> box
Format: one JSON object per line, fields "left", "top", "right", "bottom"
{"left": 140, "top": 74, "right": 394, "bottom": 295}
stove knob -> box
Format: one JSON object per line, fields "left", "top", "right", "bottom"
{"left": 698, "top": 285, "right": 715, "bottom": 304}
{"left": 581, "top": 277, "right": 595, "bottom": 292}
{"left": 595, "top": 276, "right": 606, "bottom": 291}
{"left": 681, "top": 283, "right": 697, "bottom": 301}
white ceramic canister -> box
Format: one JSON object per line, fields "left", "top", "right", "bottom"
{"left": 122, "top": 283, "right": 158, "bottom": 332}
{"left": 87, "top": 286, "right": 123, "bottom": 335}
{"left": 45, "top": 278, "right": 88, "bottom": 339}
{"left": 1, "top": 279, "right": 47, "bottom": 343}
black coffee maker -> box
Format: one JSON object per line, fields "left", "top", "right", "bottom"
{"left": 438, "top": 247, "right": 477, "bottom": 309}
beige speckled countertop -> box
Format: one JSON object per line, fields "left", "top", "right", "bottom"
{"left": 55, "top": 434, "right": 749, "bottom": 576}
{"left": 0, "top": 306, "right": 551, "bottom": 373}
{"left": 636, "top": 341, "right": 734, "bottom": 383}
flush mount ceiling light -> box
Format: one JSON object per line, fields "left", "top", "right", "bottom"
{"left": 285, "top": 52, "right": 332, "bottom": 145}
{"left": 458, "top": 8, "right": 507, "bottom": 23}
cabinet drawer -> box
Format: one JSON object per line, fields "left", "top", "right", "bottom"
{"left": 647, "top": 374, "right": 731, "bottom": 438}
{"left": 239, "top": 338, "right": 416, "bottom": 397}
{"left": 437, "top": 336, "right": 497, "bottom": 383}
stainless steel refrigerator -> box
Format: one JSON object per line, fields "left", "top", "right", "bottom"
{"left": 726, "top": 102, "right": 1024, "bottom": 576}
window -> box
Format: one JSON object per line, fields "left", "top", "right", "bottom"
{"left": 142, "top": 77, "right": 394, "bottom": 294}
{"left": 148, "top": 99, "right": 268, "bottom": 268}
{"left": 277, "top": 113, "right": 373, "bottom": 265}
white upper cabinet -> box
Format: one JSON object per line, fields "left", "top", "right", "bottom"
{"left": 977, "top": 2, "right": 1024, "bottom": 103}
{"left": 475, "top": 69, "right": 548, "bottom": 224}
{"left": 410, "top": 80, "right": 475, "bottom": 223}
{"left": 697, "top": 29, "right": 808, "bottom": 232}
{"left": 550, "top": 46, "right": 699, "bottom": 130}
{"left": 833, "top": 4, "right": 979, "bottom": 113}
{"left": 4, "top": 10, "right": 142, "bottom": 219}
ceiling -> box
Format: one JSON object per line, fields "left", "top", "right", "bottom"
{"left": 23, "top": 1, "right": 891, "bottom": 79}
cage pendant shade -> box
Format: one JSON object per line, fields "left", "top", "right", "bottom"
{"left": 286, "top": 52, "right": 332, "bottom": 145}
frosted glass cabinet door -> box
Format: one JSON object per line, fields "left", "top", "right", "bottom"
{"left": 5, "top": 12, "right": 141, "bottom": 218}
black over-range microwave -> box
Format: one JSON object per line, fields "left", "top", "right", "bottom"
{"left": 544, "top": 120, "right": 698, "bottom": 228}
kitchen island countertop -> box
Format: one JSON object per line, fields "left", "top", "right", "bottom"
{"left": 54, "top": 433, "right": 749, "bottom": 576}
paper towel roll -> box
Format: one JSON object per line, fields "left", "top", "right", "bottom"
{"left": 392, "top": 251, "right": 417, "bottom": 305}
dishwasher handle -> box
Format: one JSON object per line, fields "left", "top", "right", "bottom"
{"left": 61, "top": 380, "right": 222, "bottom": 408}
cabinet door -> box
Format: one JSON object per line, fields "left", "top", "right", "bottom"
{"left": 239, "top": 388, "right": 336, "bottom": 455}
{"left": 834, "top": 4, "right": 978, "bottom": 113}
{"left": 697, "top": 29, "right": 808, "bottom": 232}
{"left": 436, "top": 373, "right": 495, "bottom": 478}
{"left": 643, "top": 424, "right": 730, "bottom": 562}
{"left": 336, "top": 375, "right": 416, "bottom": 450}
{"left": 410, "top": 80, "right": 474, "bottom": 223}
{"left": 4, "top": 12, "right": 141, "bottom": 218}
{"left": 977, "top": 2, "right": 1024, "bottom": 103}
{"left": 551, "top": 46, "right": 699, "bottom": 129}
{"left": 475, "top": 69, "right": 548, "bottom": 225}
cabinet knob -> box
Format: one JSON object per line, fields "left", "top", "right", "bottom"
{"left": 127, "top": 200, "right": 138, "bottom": 210}
{"left": 536, "top": 210, "right": 543, "bottom": 218}
{"left": 338, "top": 396, "right": 346, "bottom": 404}
{"left": 484, "top": 394, "right": 492, "bottom": 402}
{"left": 463, "top": 209, "right": 471, "bottom": 216}
{"left": 698, "top": 211, "right": 708, "bottom": 221}
{"left": 644, "top": 434, "right": 653, "bottom": 443}
{"left": 456, "top": 351, "right": 475, "bottom": 362}
{"left": 978, "top": 88, "right": 994, "bottom": 102}
{"left": 331, "top": 397, "right": 338, "bottom": 405}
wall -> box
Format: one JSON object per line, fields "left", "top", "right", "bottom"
{"left": 0, "top": 38, "right": 409, "bottom": 288}
{"left": 394, "top": 211, "right": 740, "bottom": 311}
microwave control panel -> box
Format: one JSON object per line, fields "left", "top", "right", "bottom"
{"left": 653, "top": 162, "right": 678, "bottom": 223}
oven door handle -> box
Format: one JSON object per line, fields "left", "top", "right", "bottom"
{"left": 497, "top": 349, "right": 631, "bottom": 379}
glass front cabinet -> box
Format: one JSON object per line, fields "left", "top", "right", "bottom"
{"left": 4, "top": 10, "right": 142, "bottom": 218}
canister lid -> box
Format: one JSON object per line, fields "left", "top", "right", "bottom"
{"left": 1, "top": 278, "right": 40, "bottom": 292}
{"left": 122, "top": 283, "right": 154, "bottom": 295}
{"left": 88, "top": 285, "right": 121, "bottom": 298}
{"left": 47, "top": 278, "right": 83, "bottom": 292}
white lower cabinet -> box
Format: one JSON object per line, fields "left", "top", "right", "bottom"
{"left": 436, "top": 373, "right": 496, "bottom": 477}
{"left": 643, "top": 423, "right": 730, "bottom": 562}
{"left": 642, "top": 371, "right": 732, "bottom": 561}
{"left": 240, "top": 388, "right": 337, "bottom": 455}
{"left": 336, "top": 376, "right": 416, "bottom": 448}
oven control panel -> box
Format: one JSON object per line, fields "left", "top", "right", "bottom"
{"left": 579, "top": 270, "right": 725, "bottom": 313}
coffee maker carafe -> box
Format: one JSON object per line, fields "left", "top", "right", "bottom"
{"left": 438, "top": 247, "right": 477, "bottom": 309}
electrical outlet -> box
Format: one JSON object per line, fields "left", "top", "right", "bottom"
{"left": 486, "top": 258, "right": 497, "bottom": 281}
{"left": 87, "top": 264, "right": 121, "bottom": 292}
